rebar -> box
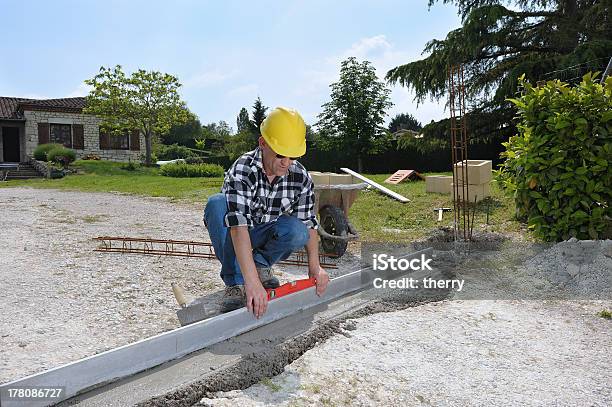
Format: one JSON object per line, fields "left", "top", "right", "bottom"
{"left": 448, "top": 64, "right": 473, "bottom": 241}
{"left": 93, "top": 236, "right": 339, "bottom": 269}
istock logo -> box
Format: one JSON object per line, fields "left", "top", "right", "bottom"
{"left": 372, "top": 253, "right": 433, "bottom": 271}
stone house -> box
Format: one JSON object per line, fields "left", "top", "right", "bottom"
{"left": 0, "top": 96, "right": 143, "bottom": 163}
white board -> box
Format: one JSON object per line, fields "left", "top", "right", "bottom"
{"left": 340, "top": 167, "right": 410, "bottom": 203}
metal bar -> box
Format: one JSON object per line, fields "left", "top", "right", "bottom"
{"left": 92, "top": 237, "right": 339, "bottom": 269}
{"left": 93, "top": 236, "right": 213, "bottom": 246}
{"left": 0, "top": 248, "right": 432, "bottom": 406}
{"left": 448, "top": 63, "right": 471, "bottom": 241}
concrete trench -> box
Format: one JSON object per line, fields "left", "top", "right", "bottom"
{"left": 59, "top": 269, "right": 449, "bottom": 407}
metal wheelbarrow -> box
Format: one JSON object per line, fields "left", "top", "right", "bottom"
{"left": 310, "top": 172, "right": 367, "bottom": 258}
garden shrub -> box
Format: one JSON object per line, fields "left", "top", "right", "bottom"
{"left": 47, "top": 146, "right": 77, "bottom": 167}
{"left": 160, "top": 162, "right": 224, "bottom": 178}
{"left": 155, "top": 143, "right": 198, "bottom": 160}
{"left": 33, "top": 143, "right": 63, "bottom": 161}
{"left": 185, "top": 156, "right": 208, "bottom": 164}
{"left": 496, "top": 73, "right": 611, "bottom": 240}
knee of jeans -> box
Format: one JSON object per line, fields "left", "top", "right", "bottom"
{"left": 276, "top": 216, "right": 309, "bottom": 248}
{"left": 204, "top": 193, "right": 226, "bottom": 221}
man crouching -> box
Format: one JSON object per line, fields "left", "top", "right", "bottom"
{"left": 204, "top": 107, "right": 330, "bottom": 318}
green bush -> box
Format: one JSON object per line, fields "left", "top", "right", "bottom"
{"left": 185, "top": 156, "right": 208, "bottom": 164}
{"left": 33, "top": 143, "right": 63, "bottom": 161}
{"left": 47, "top": 146, "right": 77, "bottom": 167}
{"left": 155, "top": 143, "right": 198, "bottom": 160}
{"left": 496, "top": 73, "right": 611, "bottom": 241}
{"left": 160, "top": 162, "right": 224, "bottom": 178}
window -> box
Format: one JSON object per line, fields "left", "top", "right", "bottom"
{"left": 50, "top": 124, "right": 72, "bottom": 147}
{"left": 99, "top": 127, "right": 130, "bottom": 150}
{"left": 109, "top": 131, "right": 129, "bottom": 149}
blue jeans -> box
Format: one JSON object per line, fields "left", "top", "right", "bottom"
{"left": 203, "top": 193, "right": 310, "bottom": 286}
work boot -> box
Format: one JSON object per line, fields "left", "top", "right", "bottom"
{"left": 257, "top": 267, "right": 280, "bottom": 289}
{"left": 221, "top": 285, "right": 245, "bottom": 312}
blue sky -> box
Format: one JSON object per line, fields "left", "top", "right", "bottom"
{"left": 0, "top": 0, "right": 461, "bottom": 130}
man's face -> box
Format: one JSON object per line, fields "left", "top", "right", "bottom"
{"left": 259, "top": 137, "right": 297, "bottom": 177}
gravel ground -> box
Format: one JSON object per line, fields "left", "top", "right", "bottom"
{"left": 199, "top": 238, "right": 611, "bottom": 406}
{"left": 202, "top": 299, "right": 611, "bottom": 407}
{"left": 2, "top": 187, "right": 610, "bottom": 407}
{"left": 0, "top": 187, "right": 342, "bottom": 384}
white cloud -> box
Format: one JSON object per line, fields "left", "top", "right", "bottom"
{"left": 340, "top": 35, "right": 393, "bottom": 61}
{"left": 66, "top": 83, "right": 92, "bottom": 98}
{"left": 184, "top": 69, "right": 238, "bottom": 88}
{"left": 227, "top": 84, "right": 258, "bottom": 98}
{"left": 293, "top": 35, "right": 444, "bottom": 125}
{"left": 19, "top": 93, "right": 51, "bottom": 100}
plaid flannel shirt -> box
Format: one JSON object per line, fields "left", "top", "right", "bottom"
{"left": 221, "top": 148, "right": 319, "bottom": 230}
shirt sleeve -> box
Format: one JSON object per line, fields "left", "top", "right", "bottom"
{"left": 292, "top": 172, "right": 319, "bottom": 230}
{"left": 223, "top": 164, "right": 256, "bottom": 227}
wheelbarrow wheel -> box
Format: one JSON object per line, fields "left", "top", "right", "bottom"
{"left": 318, "top": 205, "right": 348, "bottom": 257}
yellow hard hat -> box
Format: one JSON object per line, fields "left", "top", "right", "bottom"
{"left": 260, "top": 107, "right": 306, "bottom": 157}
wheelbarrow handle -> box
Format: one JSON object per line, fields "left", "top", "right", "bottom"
{"left": 317, "top": 225, "right": 359, "bottom": 242}
{"left": 347, "top": 220, "right": 359, "bottom": 238}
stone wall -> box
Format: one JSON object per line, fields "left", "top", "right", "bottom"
{"left": 23, "top": 110, "right": 144, "bottom": 162}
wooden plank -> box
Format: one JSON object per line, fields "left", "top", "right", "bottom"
{"left": 385, "top": 170, "right": 426, "bottom": 184}
{"left": 0, "top": 248, "right": 431, "bottom": 406}
{"left": 341, "top": 167, "right": 410, "bottom": 203}
{"left": 385, "top": 170, "right": 411, "bottom": 184}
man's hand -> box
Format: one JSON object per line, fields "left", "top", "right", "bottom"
{"left": 309, "top": 265, "right": 330, "bottom": 296}
{"left": 245, "top": 278, "right": 268, "bottom": 318}
{"left": 230, "top": 226, "right": 269, "bottom": 318}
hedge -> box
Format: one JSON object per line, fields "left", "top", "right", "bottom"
{"left": 496, "top": 73, "right": 611, "bottom": 241}
{"left": 160, "top": 163, "right": 225, "bottom": 178}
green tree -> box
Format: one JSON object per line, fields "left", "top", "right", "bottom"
{"left": 237, "top": 106, "right": 259, "bottom": 147}
{"left": 388, "top": 113, "right": 422, "bottom": 133}
{"left": 202, "top": 121, "right": 233, "bottom": 143}
{"left": 316, "top": 57, "right": 393, "bottom": 172}
{"left": 250, "top": 97, "right": 268, "bottom": 135}
{"left": 236, "top": 107, "right": 251, "bottom": 134}
{"left": 305, "top": 124, "right": 318, "bottom": 143}
{"left": 161, "top": 110, "right": 202, "bottom": 148}
{"left": 386, "top": 0, "right": 612, "bottom": 143}
{"left": 84, "top": 65, "right": 189, "bottom": 165}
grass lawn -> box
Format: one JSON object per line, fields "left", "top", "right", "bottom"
{"left": 0, "top": 160, "right": 223, "bottom": 203}
{"left": 1, "top": 160, "right": 525, "bottom": 241}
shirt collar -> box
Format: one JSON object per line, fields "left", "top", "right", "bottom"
{"left": 251, "top": 147, "right": 264, "bottom": 171}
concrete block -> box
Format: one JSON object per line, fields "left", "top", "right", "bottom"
{"left": 310, "top": 172, "right": 357, "bottom": 186}
{"left": 425, "top": 175, "right": 453, "bottom": 194}
{"left": 451, "top": 181, "right": 490, "bottom": 202}
{"left": 453, "top": 160, "right": 492, "bottom": 185}
{"left": 329, "top": 174, "right": 353, "bottom": 185}
{"left": 309, "top": 171, "right": 330, "bottom": 186}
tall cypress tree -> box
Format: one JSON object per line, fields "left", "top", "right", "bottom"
{"left": 250, "top": 97, "right": 268, "bottom": 135}
{"left": 236, "top": 107, "right": 251, "bottom": 134}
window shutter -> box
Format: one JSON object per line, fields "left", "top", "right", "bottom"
{"left": 73, "top": 124, "right": 84, "bottom": 149}
{"left": 38, "top": 123, "right": 49, "bottom": 144}
{"left": 98, "top": 127, "right": 110, "bottom": 150}
{"left": 130, "top": 130, "right": 140, "bottom": 151}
